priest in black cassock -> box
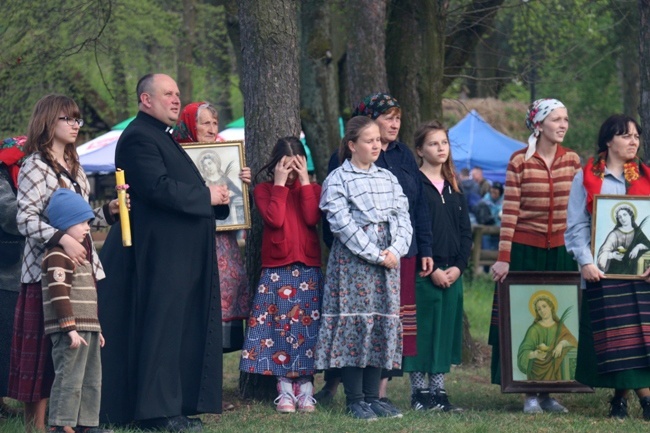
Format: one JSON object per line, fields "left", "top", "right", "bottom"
{"left": 97, "top": 73, "right": 231, "bottom": 432}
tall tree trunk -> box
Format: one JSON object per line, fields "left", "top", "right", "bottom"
{"left": 224, "top": 0, "right": 243, "bottom": 82}
{"left": 238, "top": 0, "right": 301, "bottom": 400}
{"left": 203, "top": 4, "right": 234, "bottom": 127}
{"left": 300, "top": 0, "right": 340, "bottom": 181}
{"left": 109, "top": 40, "right": 130, "bottom": 121}
{"left": 419, "top": 0, "right": 445, "bottom": 123}
{"left": 386, "top": 0, "right": 421, "bottom": 146}
{"left": 641, "top": 0, "right": 650, "bottom": 162}
{"left": 178, "top": 0, "right": 196, "bottom": 105}
{"left": 616, "top": 0, "right": 640, "bottom": 118}
{"left": 346, "top": 0, "right": 389, "bottom": 107}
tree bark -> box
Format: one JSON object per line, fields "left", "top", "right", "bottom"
{"left": 178, "top": 0, "right": 196, "bottom": 105}
{"left": 641, "top": 0, "right": 650, "bottom": 162}
{"left": 386, "top": 0, "right": 421, "bottom": 146}
{"left": 443, "top": 0, "right": 505, "bottom": 90}
{"left": 419, "top": 0, "right": 445, "bottom": 123}
{"left": 238, "top": 0, "right": 301, "bottom": 400}
{"left": 300, "top": 0, "right": 341, "bottom": 182}
{"left": 616, "top": 0, "right": 640, "bottom": 118}
{"left": 346, "top": 0, "right": 389, "bottom": 107}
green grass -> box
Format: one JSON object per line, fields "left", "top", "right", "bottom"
{"left": 3, "top": 275, "right": 650, "bottom": 432}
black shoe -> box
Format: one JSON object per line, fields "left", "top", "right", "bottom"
{"left": 346, "top": 401, "right": 377, "bottom": 421}
{"left": 431, "top": 389, "right": 464, "bottom": 412}
{"left": 609, "top": 396, "right": 628, "bottom": 420}
{"left": 314, "top": 388, "right": 335, "bottom": 405}
{"left": 75, "top": 427, "right": 115, "bottom": 433}
{"left": 411, "top": 389, "right": 434, "bottom": 411}
{"left": 48, "top": 428, "right": 68, "bottom": 433}
{"left": 367, "top": 399, "right": 403, "bottom": 418}
{"left": 640, "top": 396, "right": 650, "bottom": 421}
{"left": 138, "top": 416, "right": 203, "bottom": 432}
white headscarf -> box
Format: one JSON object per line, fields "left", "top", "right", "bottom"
{"left": 525, "top": 98, "right": 565, "bottom": 160}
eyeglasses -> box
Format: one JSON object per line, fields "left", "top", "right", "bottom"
{"left": 58, "top": 116, "right": 84, "bottom": 127}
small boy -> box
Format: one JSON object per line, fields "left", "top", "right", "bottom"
{"left": 42, "top": 188, "right": 112, "bottom": 433}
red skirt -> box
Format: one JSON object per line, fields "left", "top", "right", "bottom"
{"left": 7, "top": 282, "right": 54, "bottom": 402}
{"left": 400, "top": 256, "right": 417, "bottom": 357}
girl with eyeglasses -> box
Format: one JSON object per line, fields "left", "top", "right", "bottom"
{"left": 8, "top": 94, "right": 120, "bottom": 432}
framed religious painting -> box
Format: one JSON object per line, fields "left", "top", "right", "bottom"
{"left": 182, "top": 140, "right": 251, "bottom": 231}
{"left": 498, "top": 272, "right": 593, "bottom": 393}
{"left": 592, "top": 195, "right": 650, "bottom": 279}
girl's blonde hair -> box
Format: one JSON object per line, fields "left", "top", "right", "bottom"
{"left": 339, "top": 116, "right": 376, "bottom": 163}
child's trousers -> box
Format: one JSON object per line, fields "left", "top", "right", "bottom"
{"left": 48, "top": 331, "right": 102, "bottom": 427}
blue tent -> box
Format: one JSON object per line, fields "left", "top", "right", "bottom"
{"left": 449, "top": 110, "right": 526, "bottom": 183}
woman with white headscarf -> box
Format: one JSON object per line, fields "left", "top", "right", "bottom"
{"left": 489, "top": 99, "right": 581, "bottom": 414}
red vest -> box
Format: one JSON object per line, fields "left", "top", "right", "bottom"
{"left": 583, "top": 156, "right": 650, "bottom": 214}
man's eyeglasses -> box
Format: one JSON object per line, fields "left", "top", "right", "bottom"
{"left": 58, "top": 116, "right": 84, "bottom": 127}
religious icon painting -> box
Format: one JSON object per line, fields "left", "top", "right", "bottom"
{"left": 498, "top": 272, "right": 593, "bottom": 393}
{"left": 592, "top": 195, "right": 650, "bottom": 279}
{"left": 182, "top": 140, "right": 251, "bottom": 231}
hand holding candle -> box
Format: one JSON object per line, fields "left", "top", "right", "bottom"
{"left": 115, "top": 169, "right": 132, "bottom": 247}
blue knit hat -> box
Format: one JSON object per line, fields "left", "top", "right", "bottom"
{"left": 46, "top": 188, "right": 94, "bottom": 231}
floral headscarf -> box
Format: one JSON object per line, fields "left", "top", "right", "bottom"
{"left": 173, "top": 102, "right": 204, "bottom": 143}
{"left": 0, "top": 136, "right": 27, "bottom": 187}
{"left": 524, "top": 98, "right": 565, "bottom": 160}
{"left": 352, "top": 93, "right": 400, "bottom": 120}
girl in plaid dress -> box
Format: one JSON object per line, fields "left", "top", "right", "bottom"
{"left": 315, "top": 116, "right": 412, "bottom": 420}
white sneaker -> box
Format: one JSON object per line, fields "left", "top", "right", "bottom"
{"left": 539, "top": 397, "right": 568, "bottom": 413}
{"left": 295, "top": 381, "right": 317, "bottom": 413}
{"left": 523, "top": 396, "right": 543, "bottom": 414}
{"left": 274, "top": 380, "right": 296, "bottom": 413}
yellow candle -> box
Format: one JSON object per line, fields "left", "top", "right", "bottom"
{"left": 115, "top": 169, "right": 132, "bottom": 247}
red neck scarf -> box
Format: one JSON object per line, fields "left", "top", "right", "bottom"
{"left": 583, "top": 152, "right": 650, "bottom": 214}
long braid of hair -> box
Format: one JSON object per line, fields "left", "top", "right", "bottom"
{"left": 38, "top": 147, "right": 67, "bottom": 188}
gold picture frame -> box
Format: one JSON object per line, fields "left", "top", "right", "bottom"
{"left": 181, "top": 140, "right": 251, "bottom": 231}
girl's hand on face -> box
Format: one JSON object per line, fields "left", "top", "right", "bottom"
{"left": 239, "top": 167, "right": 252, "bottom": 185}
{"left": 274, "top": 156, "right": 293, "bottom": 186}
{"left": 291, "top": 155, "right": 310, "bottom": 185}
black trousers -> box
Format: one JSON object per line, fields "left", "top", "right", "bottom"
{"left": 340, "top": 366, "right": 381, "bottom": 405}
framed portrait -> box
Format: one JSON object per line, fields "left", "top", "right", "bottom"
{"left": 498, "top": 272, "right": 592, "bottom": 393}
{"left": 181, "top": 140, "right": 251, "bottom": 231}
{"left": 592, "top": 195, "right": 650, "bottom": 279}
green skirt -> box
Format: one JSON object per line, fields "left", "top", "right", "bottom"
{"left": 489, "top": 242, "right": 576, "bottom": 385}
{"left": 575, "top": 297, "right": 650, "bottom": 389}
{"left": 403, "top": 269, "right": 463, "bottom": 374}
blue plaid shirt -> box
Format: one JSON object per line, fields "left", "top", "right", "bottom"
{"left": 320, "top": 159, "right": 413, "bottom": 264}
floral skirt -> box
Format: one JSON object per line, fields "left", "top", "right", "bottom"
{"left": 239, "top": 264, "right": 322, "bottom": 378}
{"left": 315, "top": 226, "right": 403, "bottom": 370}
